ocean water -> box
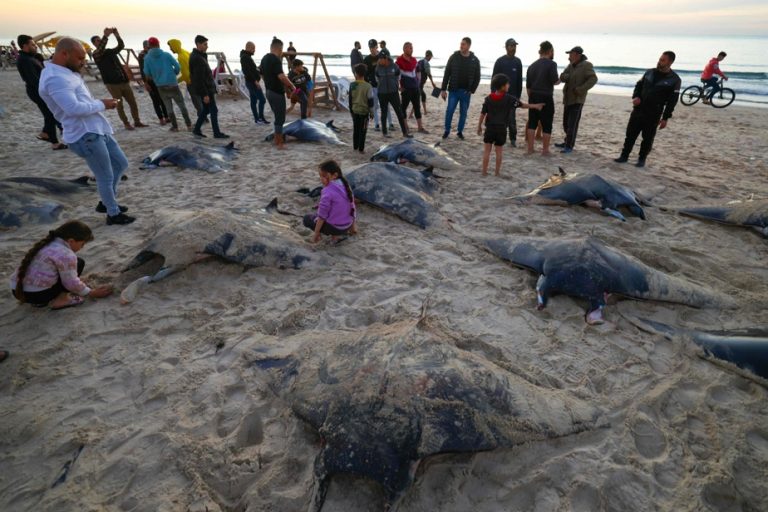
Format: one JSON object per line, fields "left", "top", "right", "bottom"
{"left": 10, "top": 30, "right": 767, "bottom": 106}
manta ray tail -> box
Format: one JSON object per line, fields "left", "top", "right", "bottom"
{"left": 224, "top": 141, "right": 237, "bottom": 151}
{"left": 70, "top": 176, "right": 91, "bottom": 186}
{"left": 638, "top": 266, "right": 736, "bottom": 309}
{"left": 325, "top": 120, "right": 340, "bottom": 132}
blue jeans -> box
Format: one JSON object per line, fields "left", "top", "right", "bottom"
{"left": 68, "top": 133, "right": 128, "bottom": 216}
{"left": 702, "top": 77, "right": 720, "bottom": 99}
{"left": 444, "top": 89, "right": 471, "bottom": 135}
{"left": 246, "top": 82, "right": 266, "bottom": 122}
{"left": 194, "top": 95, "right": 222, "bottom": 135}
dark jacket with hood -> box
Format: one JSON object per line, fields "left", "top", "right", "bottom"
{"left": 559, "top": 54, "right": 598, "bottom": 105}
{"left": 441, "top": 50, "right": 481, "bottom": 93}
{"left": 189, "top": 48, "right": 216, "bottom": 96}
{"left": 240, "top": 50, "right": 262, "bottom": 83}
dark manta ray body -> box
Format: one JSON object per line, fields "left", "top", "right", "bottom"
{"left": 679, "top": 199, "right": 768, "bottom": 237}
{"left": 484, "top": 237, "right": 734, "bottom": 324}
{"left": 370, "top": 138, "right": 463, "bottom": 170}
{"left": 265, "top": 119, "right": 344, "bottom": 145}
{"left": 514, "top": 168, "right": 647, "bottom": 221}
{"left": 251, "top": 320, "right": 603, "bottom": 511}
{"left": 140, "top": 142, "right": 237, "bottom": 173}
{"left": 120, "top": 200, "right": 315, "bottom": 302}
{"left": 0, "top": 176, "right": 90, "bottom": 228}
{"left": 345, "top": 162, "right": 441, "bottom": 228}
{"left": 633, "top": 318, "right": 768, "bottom": 382}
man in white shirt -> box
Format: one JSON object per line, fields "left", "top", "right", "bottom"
{"left": 39, "top": 37, "right": 135, "bottom": 225}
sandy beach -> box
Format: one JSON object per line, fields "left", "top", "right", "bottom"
{"left": 1, "top": 67, "right": 767, "bottom": 512}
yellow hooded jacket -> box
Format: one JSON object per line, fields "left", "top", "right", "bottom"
{"left": 167, "top": 39, "right": 191, "bottom": 84}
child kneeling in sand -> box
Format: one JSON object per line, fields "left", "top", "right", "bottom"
{"left": 10, "top": 220, "right": 113, "bottom": 309}
{"left": 478, "top": 74, "right": 544, "bottom": 176}
{"left": 303, "top": 159, "right": 357, "bottom": 243}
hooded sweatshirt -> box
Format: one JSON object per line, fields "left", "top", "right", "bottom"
{"left": 240, "top": 50, "right": 262, "bottom": 83}
{"left": 167, "top": 39, "right": 191, "bottom": 84}
{"left": 143, "top": 48, "right": 181, "bottom": 87}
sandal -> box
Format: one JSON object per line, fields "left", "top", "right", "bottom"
{"left": 51, "top": 294, "right": 85, "bottom": 310}
{"left": 52, "top": 143, "right": 68, "bottom": 150}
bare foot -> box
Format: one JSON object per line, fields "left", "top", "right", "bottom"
{"left": 541, "top": 151, "right": 552, "bottom": 157}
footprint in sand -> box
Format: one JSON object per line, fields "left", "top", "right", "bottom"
{"left": 631, "top": 415, "right": 667, "bottom": 459}
{"left": 235, "top": 410, "right": 264, "bottom": 448}
{"left": 701, "top": 480, "right": 744, "bottom": 511}
{"left": 746, "top": 429, "right": 768, "bottom": 458}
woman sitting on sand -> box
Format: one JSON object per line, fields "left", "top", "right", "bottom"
{"left": 10, "top": 220, "right": 113, "bottom": 309}
{"left": 303, "top": 159, "right": 357, "bottom": 243}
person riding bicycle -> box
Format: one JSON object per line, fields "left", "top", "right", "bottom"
{"left": 700, "top": 51, "right": 727, "bottom": 103}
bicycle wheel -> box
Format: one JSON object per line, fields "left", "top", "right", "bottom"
{"left": 710, "top": 88, "right": 735, "bottom": 108}
{"left": 680, "top": 85, "right": 701, "bottom": 106}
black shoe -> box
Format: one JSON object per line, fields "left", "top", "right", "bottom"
{"left": 192, "top": 130, "right": 207, "bottom": 138}
{"left": 554, "top": 142, "right": 566, "bottom": 148}
{"left": 442, "top": 131, "right": 449, "bottom": 139}
{"left": 614, "top": 156, "right": 628, "bottom": 163}
{"left": 213, "top": 133, "right": 230, "bottom": 139}
{"left": 457, "top": 132, "right": 465, "bottom": 140}
{"left": 106, "top": 212, "right": 136, "bottom": 225}
{"left": 635, "top": 159, "right": 646, "bottom": 168}
{"left": 95, "top": 201, "right": 128, "bottom": 213}
{"left": 509, "top": 140, "right": 517, "bottom": 147}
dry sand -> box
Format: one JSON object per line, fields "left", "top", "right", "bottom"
{"left": 1, "top": 68, "right": 767, "bottom": 512}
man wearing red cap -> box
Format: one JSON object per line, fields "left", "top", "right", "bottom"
{"left": 138, "top": 38, "right": 169, "bottom": 126}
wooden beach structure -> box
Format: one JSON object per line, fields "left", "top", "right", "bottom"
{"left": 282, "top": 52, "right": 340, "bottom": 110}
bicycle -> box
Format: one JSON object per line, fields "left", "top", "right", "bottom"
{"left": 680, "top": 77, "right": 735, "bottom": 108}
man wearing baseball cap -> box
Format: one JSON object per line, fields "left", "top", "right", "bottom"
{"left": 492, "top": 37, "right": 523, "bottom": 146}
{"left": 557, "top": 46, "right": 597, "bottom": 153}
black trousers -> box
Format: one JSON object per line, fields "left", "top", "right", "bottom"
{"left": 147, "top": 81, "right": 168, "bottom": 121}
{"left": 28, "top": 89, "right": 60, "bottom": 144}
{"left": 620, "top": 108, "right": 661, "bottom": 161}
{"left": 16, "top": 257, "right": 85, "bottom": 305}
{"left": 506, "top": 105, "right": 518, "bottom": 143}
{"left": 378, "top": 93, "right": 408, "bottom": 135}
{"left": 562, "top": 103, "right": 584, "bottom": 149}
{"left": 303, "top": 215, "right": 349, "bottom": 236}
{"left": 401, "top": 89, "right": 421, "bottom": 119}
{"left": 351, "top": 113, "right": 369, "bottom": 151}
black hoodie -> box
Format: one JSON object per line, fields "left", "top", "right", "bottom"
{"left": 240, "top": 50, "right": 262, "bottom": 83}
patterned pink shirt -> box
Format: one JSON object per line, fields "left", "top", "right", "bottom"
{"left": 9, "top": 238, "right": 90, "bottom": 296}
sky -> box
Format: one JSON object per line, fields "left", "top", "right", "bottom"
{"left": 2, "top": 0, "right": 767, "bottom": 37}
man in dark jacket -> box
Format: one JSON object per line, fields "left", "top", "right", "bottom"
{"left": 189, "top": 35, "right": 228, "bottom": 138}
{"left": 241, "top": 41, "right": 268, "bottom": 124}
{"left": 349, "top": 41, "right": 363, "bottom": 74}
{"left": 615, "top": 51, "right": 681, "bottom": 167}
{"left": 492, "top": 37, "right": 523, "bottom": 146}
{"left": 440, "top": 37, "right": 481, "bottom": 140}
{"left": 557, "top": 46, "right": 598, "bottom": 153}
{"left": 90, "top": 27, "right": 146, "bottom": 130}
{"left": 16, "top": 34, "right": 65, "bottom": 149}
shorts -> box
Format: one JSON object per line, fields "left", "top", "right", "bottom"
{"left": 483, "top": 126, "right": 506, "bottom": 146}
{"left": 527, "top": 93, "right": 554, "bottom": 133}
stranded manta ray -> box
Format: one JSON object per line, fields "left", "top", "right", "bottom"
{"left": 120, "top": 200, "right": 316, "bottom": 303}
{"left": 0, "top": 176, "right": 91, "bottom": 228}
{"left": 678, "top": 199, "right": 768, "bottom": 237}
{"left": 265, "top": 119, "right": 344, "bottom": 145}
{"left": 511, "top": 168, "right": 648, "bottom": 221}
{"left": 251, "top": 318, "right": 604, "bottom": 512}
{"left": 370, "top": 138, "right": 464, "bottom": 170}
{"left": 139, "top": 142, "right": 238, "bottom": 173}
{"left": 484, "top": 236, "right": 735, "bottom": 324}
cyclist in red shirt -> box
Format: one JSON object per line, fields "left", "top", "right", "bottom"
{"left": 701, "top": 51, "right": 727, "bottom": 103}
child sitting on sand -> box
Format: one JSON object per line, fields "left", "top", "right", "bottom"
{"left": 10, "top": 220, "right": 113, "bottom": 309}
{"left": 303, "top": 159, "right": 357, "bottom": 244}
{"left": 478, "top": 74, "right": 543, "bottom": 176}
{"left": 288, "top": 59, "right": 311, "bottom": 119}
